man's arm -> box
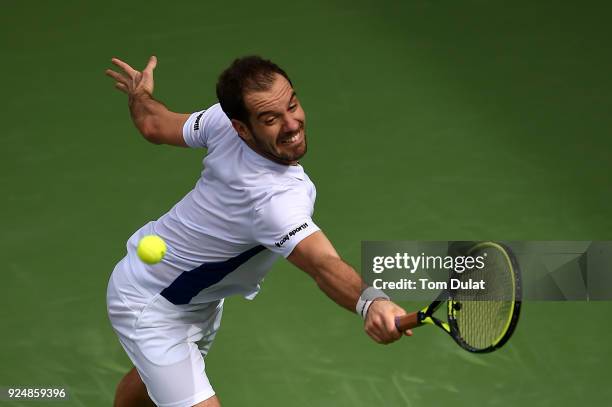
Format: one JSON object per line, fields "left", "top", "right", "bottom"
{"left": 288, "top": 231, "right": 413, "bottom": 344}
{"left": 105, "top": 56, "right": 189, "bottom": 146}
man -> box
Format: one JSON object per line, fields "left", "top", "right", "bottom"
{"left": 105, "top": 55, "right": 412, "bottom": 407}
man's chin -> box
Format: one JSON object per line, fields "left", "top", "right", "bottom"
{"left": 273, "top": 140, "right": 305, "bottom": 162}
{"left": 288, "top": 142, "right": 307, "bottom": 162}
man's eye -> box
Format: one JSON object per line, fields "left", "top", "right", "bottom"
{"left": 289, "top": 104, "right": 297, "bottom": 111}
{"left": 265, "top": 118, "right": 276, "bottom": 125}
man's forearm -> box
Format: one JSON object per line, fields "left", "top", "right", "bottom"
{"left": 106, "top": 56, "right": 188, "bottom": 146}
{"left": 310, "top": 256, "right": 365, "bottom": 313}
{"left": 128, "top": 93, "right": 169, "bottom": 142}
{"left": 288, "top": 232, "right": 408, "bottom": 343}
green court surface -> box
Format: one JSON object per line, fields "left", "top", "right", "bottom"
{"left": 2, "top": 1, "right": 611, "bottom": 405}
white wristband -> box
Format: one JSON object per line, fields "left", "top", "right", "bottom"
{"left": 361, "top": 300, "right": 374, "bottom": 319}
{"left": 356, "top": 287, "right": 390, "bottom": 319}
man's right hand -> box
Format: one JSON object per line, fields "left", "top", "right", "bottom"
{"left": 364, "top": 299, "right": 413, "bottom": 344}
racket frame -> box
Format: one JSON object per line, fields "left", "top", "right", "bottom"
{"left": 447, "top": 242, "right": 522, "bottom": 353}
{"left": 395, "top": 241, "right": 522, "bottom": 353}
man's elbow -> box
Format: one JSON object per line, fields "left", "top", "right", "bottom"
{"left": 139, "top": 123, "right": 164, "bottom": 144}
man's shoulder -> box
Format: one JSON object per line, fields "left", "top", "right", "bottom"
{"left": 252, "top": 183, "right": 313, "bottom": 217}
{"left": 183, "top": 103, "right": 236, "bottom": 149}
{"left": 202, "top": 103, "right": 236, "bottom": 148}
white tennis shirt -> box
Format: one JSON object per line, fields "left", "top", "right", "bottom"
{"left": 120, "top": 103, "right": 319, "bottom": 305}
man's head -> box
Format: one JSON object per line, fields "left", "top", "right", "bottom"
{"left": 216, "top": 56, "right": 307, "bottom": 165}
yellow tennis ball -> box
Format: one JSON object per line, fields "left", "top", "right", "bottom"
{"left": 137, "top": 235, "right": 167, "bottom": 265}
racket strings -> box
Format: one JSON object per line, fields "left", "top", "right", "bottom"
{"left": 452, "top": 245, "right": 516, "bottom": 350}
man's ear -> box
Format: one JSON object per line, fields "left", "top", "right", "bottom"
{"left": 231, "top": 119, "right": 251, "bottom": 142}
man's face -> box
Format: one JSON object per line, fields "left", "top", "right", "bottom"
{"left": 233, "top": 74, "right": 307, "bottom": 165}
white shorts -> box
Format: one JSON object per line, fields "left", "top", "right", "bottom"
{"left": 106, "top": 257, "right": 223, "bottom": 407}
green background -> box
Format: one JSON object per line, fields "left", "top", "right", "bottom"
{"left": 2, "top": 0, "right": 611, "bottom": 405}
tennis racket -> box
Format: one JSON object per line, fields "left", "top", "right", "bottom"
{"left": 395, "top": 241, "right": 522, "bottom": 353}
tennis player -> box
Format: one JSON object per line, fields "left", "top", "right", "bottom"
{"left": 105, "top": 55, "right": 412, "bottom": 407}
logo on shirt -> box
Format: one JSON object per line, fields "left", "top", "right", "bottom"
{"left": 193, "top": 111, "right": 205, "bottom": 131}
{"left": 275, "top": 222, "right": 309, "bottom": 248}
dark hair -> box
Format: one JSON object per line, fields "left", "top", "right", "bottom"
{"left": 216, "top": 55, "right": 293, "bottom": 125}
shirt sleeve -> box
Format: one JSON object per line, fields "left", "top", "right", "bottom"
{"left": 253, "top": 188, "right": 320, "bottom": 258}
{"left": 182, "top": 103, "right": 230, "bottom": 149}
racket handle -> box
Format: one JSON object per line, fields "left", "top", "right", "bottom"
{"left": 395, "top": 312, "right": 421, "bottom": 331}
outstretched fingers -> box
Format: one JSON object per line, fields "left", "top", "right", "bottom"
{"left": 114, "top": 82, "right": 128, "bottom": 93}
{"left": 106, "top": 56, "right": 158, "bottom": 96}
{"left": 140, "top": 56, "right": 157, "bottom": 88}
{"left": 105, "top": 68, "right": 128, "bottom": 84}
{"left": 111, "top": 57, "right": 139, "bottom": 79}
{"left": 143, "top": 56, "right": 157, "bottom": 74}
{"left": 105, "top": 68, "right": 131, "bottom": 93}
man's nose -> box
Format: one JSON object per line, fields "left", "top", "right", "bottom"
{"left": 282, "top": 115, "right": 300, "bottom": 133}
